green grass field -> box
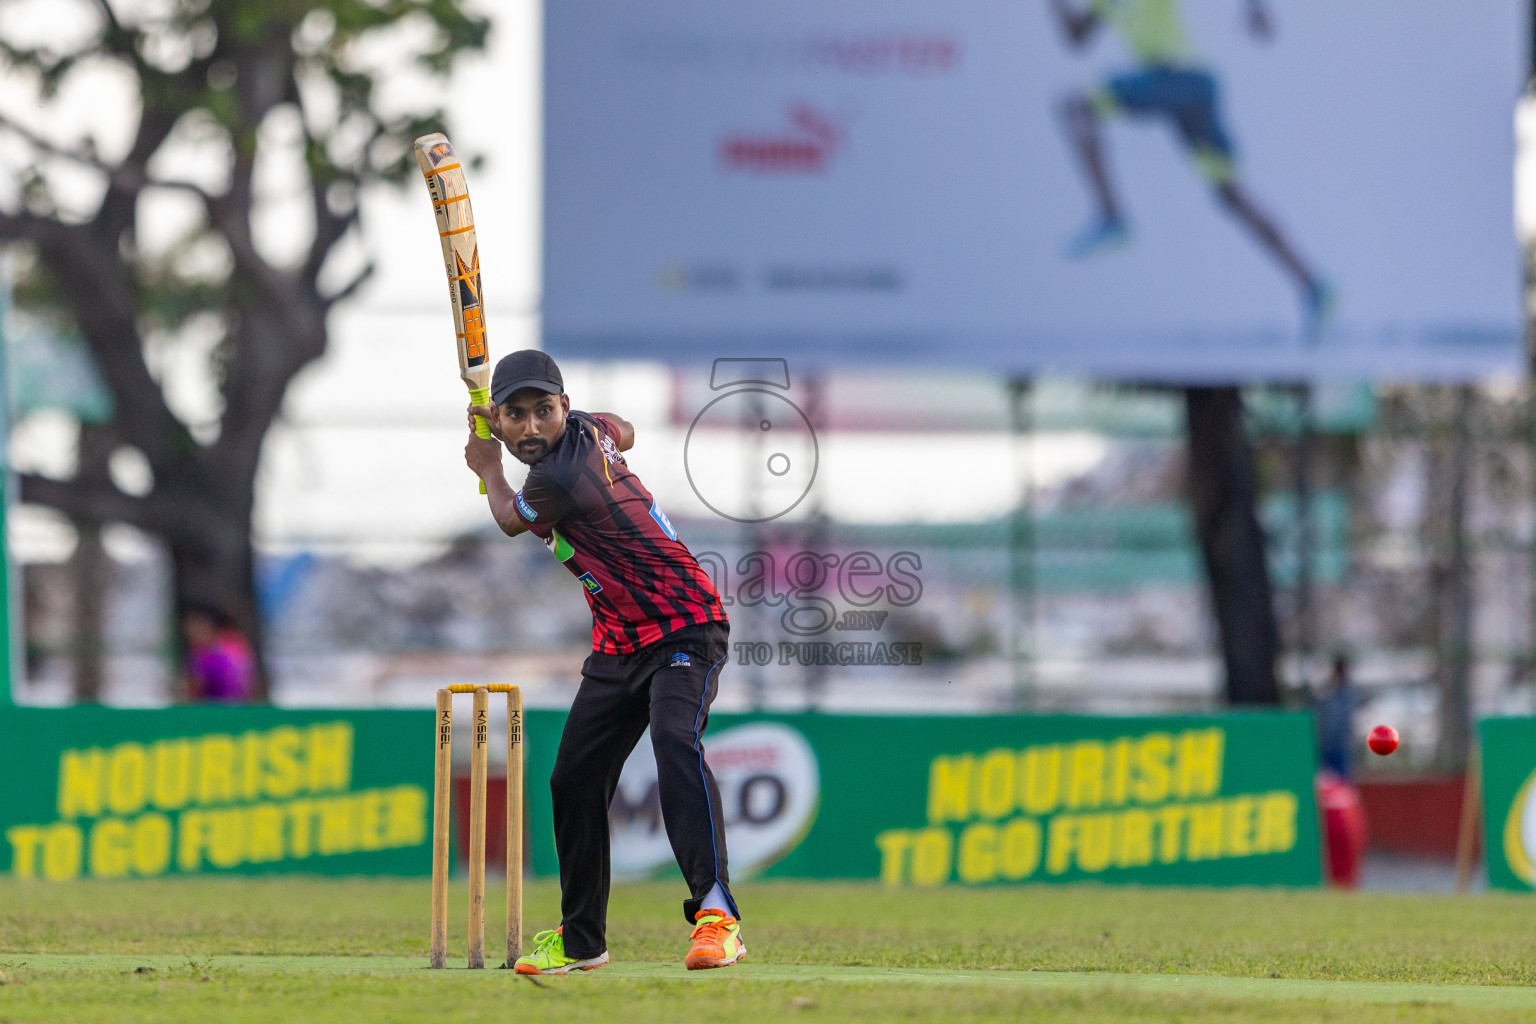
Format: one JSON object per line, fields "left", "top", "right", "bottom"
{"left": 3, "top": 878, "right": 1535, "bottom": 1022}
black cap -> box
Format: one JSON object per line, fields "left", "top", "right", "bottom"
{"left": 490, "top": 350, "right": 564, "bottom": 405}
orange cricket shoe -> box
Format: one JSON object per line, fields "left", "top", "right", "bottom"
{"left": 685, "top": 908, "right": 746, "bottom": 970}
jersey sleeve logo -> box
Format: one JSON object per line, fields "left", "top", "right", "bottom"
{"left": 589, "top": 425, "right": 622, "bottom": 486}
{"left": 515, "top": 490, "right": 538, "bottom": 522}
{"left": 596, "top": 427, "right": 626, "bottom": 467}
{"left": 576, "top": 571, "right": 603, "bottom": 595}
{"left": 649, "top": 500, "right": 678, "bottom": 541}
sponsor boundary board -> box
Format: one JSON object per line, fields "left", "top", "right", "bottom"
{"left": 1, "top": 709, "right": 1320, "bottom": 887}
{"left": 1479, "top": 718, "right": 1536, "bottom": 891}
{"left": 0, "top": 709, "right": 433, "bottom": 880}
{"left": 524, "top": 711, "right": 1322, "bottom": 887}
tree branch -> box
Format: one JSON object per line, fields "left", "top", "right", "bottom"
{"left": 306, "top": 190, "right": 360, "bottom": 290}
{"left": 296, "top": 88, "right": 366, "bottom": 291}
{"left": 0, "top": 203, "right": 67, "bottom": 244}
{"left": 88, "top": 0, "right": 124, "bottom": 36}
{"left": 0, "top": 23, "right": 217, "bottom": 478}
{"left": 19, "top": 212, "right": 195, "bottom": 475}
{"left": 204, "top": 29, "right": 329, "bottom": 418}
{"left": 324, "top": 260, "right": 374, "bottom": 308}
{"left": 84, "top": 0, "right": 138, "bottom": 69}
{"left": 0, "top": 111, "right": 212, "bottom": 202}
{"left": 17, "top": 472, "right": 168, "bottom": 532}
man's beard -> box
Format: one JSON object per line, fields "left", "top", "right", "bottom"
{"left": 514, "top": 438, "right": 549, "bottom": 464}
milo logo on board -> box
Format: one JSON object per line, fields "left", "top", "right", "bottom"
{"left": 608, "top": 723, "right": 820, "bottom": 877}
{"left": 1503, "top": 767, "right": 1536, "bottom": 887}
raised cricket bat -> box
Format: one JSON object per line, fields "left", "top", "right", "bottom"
{"left": 413, "top": 132, "right": 493, "bottom": 494}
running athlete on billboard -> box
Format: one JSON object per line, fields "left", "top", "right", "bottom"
{"left": 1050, "top": 0, "right": 1331, "bottom": 327}
{"left": 463, "top": 349, "right": 744, "bottom": 974}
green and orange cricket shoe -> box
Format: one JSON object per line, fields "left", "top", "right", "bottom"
{"left": 513, "top": 927, "right": 608, "bottom": 975}
{"left": 685, "top": 909, "right": 745, "bottom": 970}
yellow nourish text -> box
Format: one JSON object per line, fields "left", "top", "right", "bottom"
{"left": 875, "top": 728, "right": 1301, "bottom": 885}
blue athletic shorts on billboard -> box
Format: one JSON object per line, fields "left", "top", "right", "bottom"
{"left": 1100, "top": 66, "right": 1234, "bottom": 159}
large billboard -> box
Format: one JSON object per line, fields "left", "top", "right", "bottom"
{"left": 545, "top": 1, "right": 1524, "bottom": 380}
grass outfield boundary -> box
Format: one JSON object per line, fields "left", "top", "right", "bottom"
{"left": 9, "top": 955, "right": 1536, "bottom": 1011}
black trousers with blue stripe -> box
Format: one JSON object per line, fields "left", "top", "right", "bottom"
{"left": 550, "top": 620, "right": 737, "bottom": 959}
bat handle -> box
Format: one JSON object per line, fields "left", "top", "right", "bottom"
{"left": 469, "top": 386, "right": 493, "bottom": 495}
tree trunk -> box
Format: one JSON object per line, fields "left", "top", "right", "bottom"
{"left": 1185, "top": 387, "right": 1281, "bottom": 705}
{"left": 23, "top": 459, "right": 271, "bottom": 703}
{"left": 71, "top": 521, "right": 107, "bottom": 702}
{"left": 70, "top": 423, "right": 116, "bottom": 703}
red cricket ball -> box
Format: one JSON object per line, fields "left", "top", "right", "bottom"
{"left": 1367, "top": 724, "right": 1399, "bottom": 756}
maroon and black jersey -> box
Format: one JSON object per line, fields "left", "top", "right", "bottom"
{"left": 510, "top": 410, "right": 727, "bottom": 654}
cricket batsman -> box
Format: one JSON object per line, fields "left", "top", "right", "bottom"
{"left": 463, "top": 350, "right": 744, "bottom": 974}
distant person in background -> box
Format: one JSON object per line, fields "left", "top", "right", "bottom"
{"left": 1049, "top": 0, "right": 1331, "bottom": 327}
{"left": 1314, "top": 652, "right": 1356, "bottom": 778}
{"left": 181, "top": 605, "right": 254, "bottom": 704}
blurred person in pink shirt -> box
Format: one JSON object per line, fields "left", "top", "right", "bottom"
{"left": 180, "top": 605, "right": 254, "bottom": 703}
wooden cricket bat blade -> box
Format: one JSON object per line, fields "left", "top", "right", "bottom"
{"left": 413, "top": 132, "right": 494, "bottom": 494}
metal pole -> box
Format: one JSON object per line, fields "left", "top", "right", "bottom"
{"left": 1438, "top": 385, "right": 1476, "bottom": 771}
{"left": 1294, "top": 383, "right": 1318, "bottom": 689}
{"left": 744, "top": 389, "right": 767, "bottom": 710}
{"left": 1007, "top": 377, "right": 1035, "bottom": 710}
{"left": 1528, "top": 313, "right": 1536, "bottom": 707}
{"left": 801, "top": 371, "right": 828, "bottom": 712}
{"left": 0, "top": 280, "right": 15, "bottom": 706}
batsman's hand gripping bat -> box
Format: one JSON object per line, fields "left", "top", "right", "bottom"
{"left": 413, "top": 132, "right": 493, "bottom": 494}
